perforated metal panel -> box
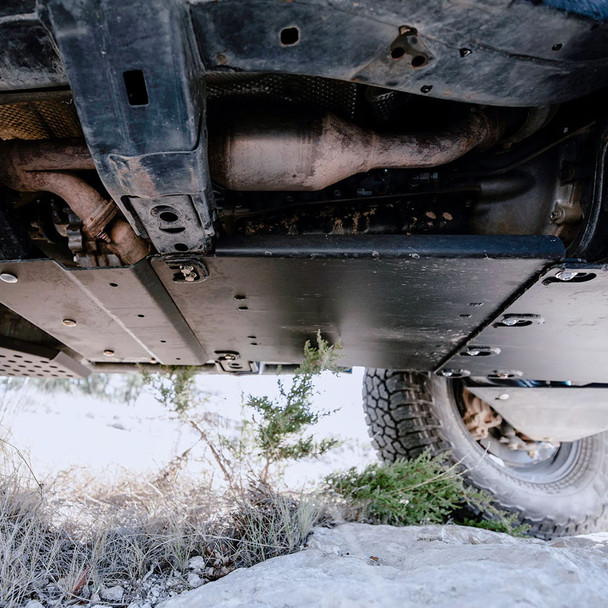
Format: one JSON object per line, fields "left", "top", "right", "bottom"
{"left": 206, "top": 73, "right": 358, "bottom": 120}
{"left": 0, "top": 340, "right": 90, "bottom": 378}
{"left": 0, "top": 97, "right": 82, "bottom": 141}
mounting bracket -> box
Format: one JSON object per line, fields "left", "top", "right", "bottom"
{"left": 40, "top": 0, "right": 216, "bottom": 254}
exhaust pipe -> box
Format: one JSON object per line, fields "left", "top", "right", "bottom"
{"left": 0, "top": 110, "right": 503, "bottom": 258}
{"left": 0, "top": 140, "right": 150, "bottom": 264}
{"left": 209, "top": 110, "right": 504, "bottom": 191}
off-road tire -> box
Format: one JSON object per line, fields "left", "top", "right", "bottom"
{"left": 363, "top": 368, "right": 608, "bottom": 539}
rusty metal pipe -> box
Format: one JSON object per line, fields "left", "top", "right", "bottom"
{"left": 0, "top": 140, "right": 149, "bottom": 264}
{"left": 209, "top": 110, "right": 505, "bottom": 191}
{"left": 4, "top": 139, "right": 96, "bottom": 172}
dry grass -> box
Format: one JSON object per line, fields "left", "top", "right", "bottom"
{"left": 0, "top": 457, "right": 322, "bottom": 608}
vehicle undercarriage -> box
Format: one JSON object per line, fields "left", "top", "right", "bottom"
{"left": 2, "top": 0, "right": 608, "bottom": 536}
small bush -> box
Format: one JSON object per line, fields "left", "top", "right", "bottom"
{"left": 239, "top": 331, "right": 342, "bottom": 483}
{"left": 324, "top": 451, "right": 529, "bottom": 536}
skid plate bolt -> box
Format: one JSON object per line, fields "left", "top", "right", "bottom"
{"left": 461, "top": 346, "right": 500, "bottom": 357}
{"left": 223, "top": 353, "right": 236, "bottom": 361}
{"left": 438, "top": 368, "right": 470, "bottom": 378}
{"left": 103, "top": 349, "right": 115, "bottom": 357}
{"left": 180, "top": 264, "right": 199, "bottom": 282}
{"left": 62, "top": 319, "right": 77, "bottom": 327}
{"left": 502, "top": 317, "right": 520, "bottom": 326}
{"left": 497, "top": 393, "right": 510, "bottom": 401}
{"left": 555, "top": 270, "right": 579, "bottom": 281}
{"left": 0, "top": 273, "right": 18, "bottom": 284}
{"left": 495, "top": 371, "right": 520, "bottom": 379}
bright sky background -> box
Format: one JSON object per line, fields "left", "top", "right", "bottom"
{"left": 0, "top": 367, "right": 375, "bottom": 487}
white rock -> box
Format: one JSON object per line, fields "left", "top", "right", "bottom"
{"left": 100, "top": 585, "right": 125, "bottom": 602}
{"left": 166, "top": 577, "right": 182, "bottom": 588}
{"left": 159, "top": 523, "right": 608, "bottom": 608}
{"left": 187, "top": 573, "right": 203, "bottom": 588}
{"left": 24, "top": 601, "right": 44, "bottom": 608}
{"left": 187, "top": 556, "right": 206, "bottom": 571}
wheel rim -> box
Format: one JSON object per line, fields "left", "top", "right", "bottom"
{"left": 453, "top": 382, "right": 582, "bottom": 484}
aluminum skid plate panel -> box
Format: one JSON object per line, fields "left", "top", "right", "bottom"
{"left": 152, "top": 235, "right": 563, "bottom": 370}
{"left": 0, "top": 259, "right": 207, "bottom": 365}
{"left": 439, "top": 264, "right": 608, "bottom": 383}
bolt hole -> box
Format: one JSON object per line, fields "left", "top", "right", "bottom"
{"left": 391, "top": 46, "right": 406, "bottom": 60}
{"left": 459, "top": 48, "right": 472, "bottom": 57}
{"left": 411, "top": 55, "right": 426, "bottom": 67}
{"left": 137, "top": 314, "right": 145, "bottom": 318}
{"left": 160, "top": 340, "right": 167, "bottom": 343}
{"left": 123, "top": 69, "right": 149, "bottom": 106}
{"left": 109, "top": 282, "right": 119, "bottom": 287}
{"left": 280, "top": 26, "right": 299, "bottom": 46}
{"left": 159, "top": 211, "right": 178, "bottom": 223}
{"left": 174, "top": 243, "right": 188, "bottom": 252}
{"left": 234, "top": 295, "right": 247, "bottom": 301}
{"left": 420, "top": 85, "right": 433, "bottom": 94}
{"left": 238, "top": 306, "right": 248, "bottom": 311}
{"left": 176, "top": 357, "right": 181, "bottom": 361}
{"left": 552, "top": 43, "right": 563, "bottom": 51}
{"left": 160, "top": 226, "right": 186, "bottom": 234}
{"left": 247, "top": 335, "right": 257, "bottom": 339}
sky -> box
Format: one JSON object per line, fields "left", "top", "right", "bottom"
{"left": 0, "top": 367, "right": 375, "bottom": 487}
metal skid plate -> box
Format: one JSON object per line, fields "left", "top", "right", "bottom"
{"left": 0, "top": 337, "right": 90, "bottom": 378}
{"left": 151, "top": 235, "right": 563, "bottom": 370}
{"left": 440, "top": 264, "right": 608, "bottom": 383}
{"left": 0, "top": 259, "right": 207, "bottom": 366}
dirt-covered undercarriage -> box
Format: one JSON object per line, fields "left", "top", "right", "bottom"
{"left": 2, "top": 0, "right": 608, "bottom": 536}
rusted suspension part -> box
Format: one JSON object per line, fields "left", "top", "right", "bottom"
{"left": 461, "top": 389, "right": 503, "bottom": 440}
{"left": 0, "top": 139, "right": 149, "bottom": 264}
{"left": 461, "top": 388, "right": 560, "bottom": 461}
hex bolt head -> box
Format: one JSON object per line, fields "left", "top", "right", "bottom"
{"left": 502, "top": 317, "right": 520, "bottom": 326}
{"left": 0, "top": 273, "right": 18, "bottom": 284}
{"left": 62, "top": 319, "right": 77, "bottom": 327}
{"left": 103, "top": 349, "right": 115, "bottom": 357}
{"left": 438, "top": 368, "right": 470, "bottom": 378}
{"left": 461, "top": 346, "right": 501, "bottom": 357}
{"left": 180, "top": 264, "right": 199, "bottom": 282}
{"left": 555, "top": 270, "right": 579, "bottom": 281}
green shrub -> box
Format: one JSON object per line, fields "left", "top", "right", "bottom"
{"left": 324, "top": 451, "right": 529, "bottom": 536}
